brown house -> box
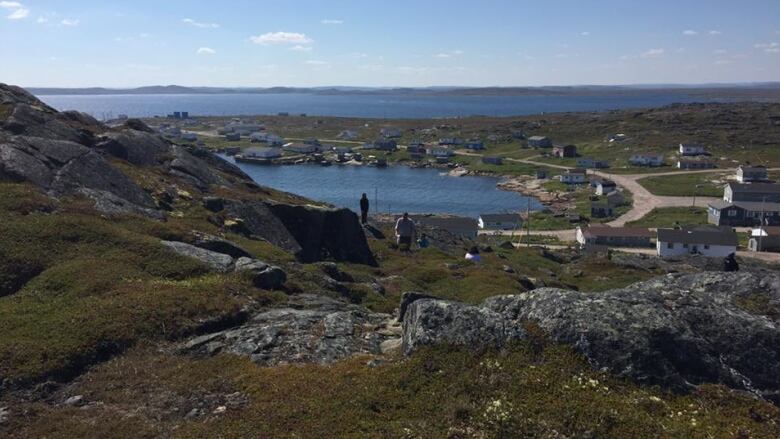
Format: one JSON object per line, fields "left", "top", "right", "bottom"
{"left": 552, "top": 144, "right": 577, "bottom": 158}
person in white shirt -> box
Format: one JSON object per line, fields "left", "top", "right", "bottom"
{"left": 465, "top": 246, "right": 481, "bottom": 262}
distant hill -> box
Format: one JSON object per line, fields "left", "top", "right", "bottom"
{"left": 27, "top": 83, "right": 780, "bottom": 100}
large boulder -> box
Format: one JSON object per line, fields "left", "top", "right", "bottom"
{"left": 402, "top": 272, "right": 780, "bottom": 402}
{"left": 234, "top": 257, "right": 287, "bottom": 290}
{"left": 184, "top": 294, "right": 396, "bottom": 364}
{"left": 267, "top": 203, "right": 377, "bottom": 266}
{"left": 96, "top": 130, "right": 173, "bottom": 166}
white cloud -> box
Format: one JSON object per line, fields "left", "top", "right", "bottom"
{"left": 1, "top": 2, "right": 28, "bottom": 20}
{"left": 713, "top": 49, "right": 727, "bottom": 54}
{"left": 351, "top": 52, "right": 369, "bottom": 58}
{"left": 641, "top": 48, "right": 665, "bottom": 58}
{"left": 321, "top": 19, "right": 343, "bottom": 25}
{"left": 36, "top": 16, "right": 46, "bottom": 23}
{"left": 435, "top": 50, "right": 464, "bottom": 59}
{"left": 682, "top": 30, "right": 698, "bottom": 36}
{"left": 435, "top": 53, "right": 451, "bottom": 58}
{"left": 451, "top": 50, "right": 464, "bottom": 55}
{"left": 291, "top": 45, "right": 313, "bottom": 52}
{"left": 250, "top": 31, "right": 313, "bottom": 45}
{"left": 61, "top": 18, "right": 79, "bottom": 27}
{"left": 709, "top": 30, "right": 722, "bottom": 35}
{"left": 755, "top": 42, "right": 780, "bottom": 53}
{"left": 304, "top": 60, "right": 328, "bottom": 65}
{"left": 580, "top": 31, "right": 590, "bottom": 36}
{"left": 182, "top": 18, "right": 219, "bottom": 29}
{"left": 7, "top": 6, "right": 27, "bottom": 19}
{"left": 715, "top": 59, "right": 734, "bottom": 65}
{"left": 197, "top": 47, "right": 216, "bottom": 55}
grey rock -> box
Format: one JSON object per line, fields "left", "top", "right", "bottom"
{"left": 399, "top": 292, "right": 441, "bottom": 321}
{"left": 97, "top": 130, "right": 172, "bottom": 166}
{"left": 161, "top": 241, "right": 234, "bottom": 272}
{"left": 402, "top": 272, "right": 780, "bottom": 401}
{"left": 184, "top": 295, "right": 395, "bottom": 365}
{"left": 318, "top": 262, "right": 354, "bottom": 283}
{"left": 64, "top": 395, "right": 84, "bottom": 406}
{"left": 203, "top": 196, "right": 225, "bottom": 212}
{"left": 234, "top": 257, "right": 286, "bottom": 290}
{"left": 193, "top": 234, "right": 253, "bottom": 259}
{"left": 0, "top": 407, "right": 9, "bottom": 424}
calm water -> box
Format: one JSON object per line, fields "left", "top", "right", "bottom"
{"left": 37, "top": 92, "right": 715, "bottom": 119}
{"left": 221, "top": 156, "right": 540, "bottom": 218}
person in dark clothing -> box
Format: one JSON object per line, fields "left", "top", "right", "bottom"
{"left": 359, "top": 193, "right": 369, "bottom": 225}
{"left": 723, "top": 253, "right": 740, "bottom": 272}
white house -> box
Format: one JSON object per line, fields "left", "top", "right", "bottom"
{"left": 596, "top": 180, "right": 617, "bottom": 195}
{"left": 338, "top": 130, "right": 358, "bottom": 140}
{"left": 243, "top": 147, "right": 282, "bottom": 159}
{"left": 736, "top": 165, "right": 768, "bottom": 183}
{"left": 478, "top": 213, "right": 522, "bottom": 231}
{"left": 679, "top": 143, "right": 707, "bottom": 156}
{"left": 560, "top": 168, "right": 587, "bottom": 184}
{"left": 283, "top": 142, "right": 319, "bottom": 154}
{"left": 656, "top": 227, "right": 737, "bottom": 258}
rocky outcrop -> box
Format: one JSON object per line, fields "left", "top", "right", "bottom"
{"left": 402, "top": 272, "right": 780, "bottom": 402}
{"left": 267, "top": 203, "right": 377, "bottom": 266}
{"left": 184, "top": 294, "right": 399, "bottom": 365}
{"left": 161, "top": 241, "right": 287, "bottom": 289}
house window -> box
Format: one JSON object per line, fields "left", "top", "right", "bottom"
{"left": 728, "top": 210, "right": 738, "bottom": 217}
{"left": 683, "top": 243, "right": 689, "bottom": 249}
{"left": 667, "top": 242, "right": 674, "bottom": 249}
{"left": 704, "top": 245, "right": 710, "bottom": 249}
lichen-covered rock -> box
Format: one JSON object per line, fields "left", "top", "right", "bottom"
{"left": 161, "top": 241, "right": 234, "bottom": 272}
{"left": 184, "top": 295, "right": 395, "bottom": 365}
{"left": 402, "top": 272, "right": 780, "bottom": 402}
{"left": 193, "top": 234, "right": 253, "bottom": 259}
{"left": 234, "top": 257, "right": 287, "bottom": 290}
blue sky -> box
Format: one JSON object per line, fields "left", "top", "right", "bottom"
{"left": 1, "top": 0, "right": 779, "bottom": 87}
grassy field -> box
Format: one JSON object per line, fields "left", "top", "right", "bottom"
{"left": 626, "top": 207, "right": 709, "bottom": 228}
{"left": 637, "top": 172, "right": 729, "bottom": 197}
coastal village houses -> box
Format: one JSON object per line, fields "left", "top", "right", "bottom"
{"left": 478, "top": 213, "right": 522, "bottom": 231}
{"left": 629, "top": 154, "right": 664, "bottom": 167}
{"left": 708, "top": 200, "right": 780, "bottom": 226}
{"left": 723, "top": 182, "right": 780, "bottom": 203}
{"left": 528, "top": 136, "right": 552, "bottom": 148}
{"left": 380, "top": 127, "right": 403, "bottom": 138}
{"left": 748, "top": 226, "right": 780, "bottom": 252}
{"left": 465, "top": 140, "right": 486, "bottom": 150}
{"left": 736, "top": 165, "right": 769, "bottom": 183}
{"left": 367, "top": 138, "right": 398, "bottom": 151}
{"left": 576, "top": 158, "right": 610, "bottom": 169}
{"left": 284, "top": 142, "right": 321, "bottom": 154}
{"left": 596, "top": 180, "right": 617, "bottom": 195}
{"left": 552, "top": 144, "right": 577, "bottom": 158}
{"left": 243, "top": 147, "right": 282, "bottom": 159}
{"left": 656, "top": 226, "right": 738, "bottom": 259}
{"left": 560, "top": 168, "right": 587, "bottom": 184}
{"left": 576, "top": 225, "right": 653, "bottom": 249}
{"left": 677, "top": 159, "right": 715, "bottom": 170}
{"left": 679, "top": 143, "right": 707, "bottom": 156}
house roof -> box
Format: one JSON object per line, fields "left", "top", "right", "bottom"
{"left": 708, "top": 200, "right": 780, "bottom": 211}
{"left": 727, "top": 182, "right": 780, "bottom": 193}
{"left": 598, "top": 180, "right": 617, "bottom": 187}
{"left": 738, "top": 165, "right": 766, "bottom": 171}
{"left": 753, "top": 226, "right": 780, "bottom": 236}
{"left": 414, "top": 216, "right": 478, "bottom": 231}
{"left": 479, "top": 213, "right": 521, "bottom": 223}
{"left": 657, "top": 228, "right": 738, "bottom": 246}
{"left": 566, "top": 168, "right": 587, "bottom": 174}
{"left": 631, "top": 153, "right": 663, "bottom": 159}
{"left": 582, "top": 226, "right": 652, "bottom": 239}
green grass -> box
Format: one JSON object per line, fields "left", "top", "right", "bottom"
{"left": 638, "top": 172, "right": 728, "bottom": 197}
{"left": 10, "top": 344, "right": 780, "bottom": 438}
{"left": 0, "top": 183, "right": 285, "bottom": 384}
{"left": 626, "top": 207, "right": 708, "bottom": 228}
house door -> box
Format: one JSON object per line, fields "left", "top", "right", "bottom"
{"left": 691, "top": 245, "right": 699, "bottom": 254}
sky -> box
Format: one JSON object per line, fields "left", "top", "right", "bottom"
{"left": 1, "top": 0, "right": 779, "bottom": 88}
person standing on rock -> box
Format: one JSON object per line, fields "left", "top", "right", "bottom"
{"left": 395, "top": 212, "right": 416, "bottom": 252}
{"left": 359, "top": 193, "right": 370, "bottom": 225}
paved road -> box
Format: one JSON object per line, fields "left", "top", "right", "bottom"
{"left": 458, "top": 151, "right": 726, "bottom": 227}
